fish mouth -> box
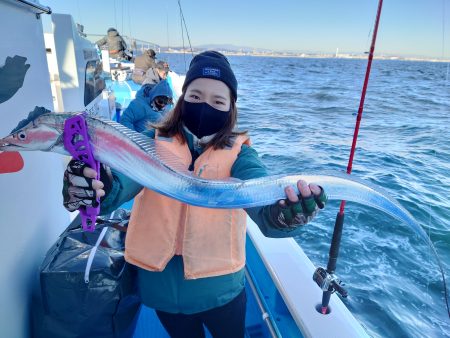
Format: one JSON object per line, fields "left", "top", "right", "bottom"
{"left": 0, "top": 142, "right": 23, "bottom": 149}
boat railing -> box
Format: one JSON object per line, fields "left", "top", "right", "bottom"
{"left": 10, "top": 0, "right": 51, "bottom": 15}
{"left": 85, "top": 33, "right": 160, "bottom": 55}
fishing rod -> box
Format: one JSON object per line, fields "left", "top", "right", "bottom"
{"left": 313, "top": 0, "right": 384, "bottom": 315}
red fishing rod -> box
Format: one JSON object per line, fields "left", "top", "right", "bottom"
{"left": 313, "top": 0, "right": 384, "bottom": 314}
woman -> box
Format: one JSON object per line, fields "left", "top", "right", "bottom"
{"left": 63, "top": 51, "right": 327, "bottom": 338}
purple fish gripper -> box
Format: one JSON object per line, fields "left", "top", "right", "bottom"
{"left": 63, "top": 113, "right": 99, "bottom": 231}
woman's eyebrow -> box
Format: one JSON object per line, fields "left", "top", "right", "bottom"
{"left": 213, "top": 94, "right": 227, "bottom": 101}
{"left": 188, "top": 89, "right": 227, "bottom": 101}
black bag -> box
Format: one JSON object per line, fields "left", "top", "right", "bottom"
{"left": 33, "top": 210, "right": 140, "bottom": 338}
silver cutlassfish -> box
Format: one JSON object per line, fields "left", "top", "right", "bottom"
{"left": 0, "top": 108, "right": 448, "bottom": 316}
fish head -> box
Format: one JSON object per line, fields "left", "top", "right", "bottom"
{"left": 0, "top": 113, "right": 64, "bottom": 152}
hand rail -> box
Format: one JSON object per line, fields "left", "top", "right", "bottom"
{"left": 13, "top": 0, "right": 51, "bottom": 14}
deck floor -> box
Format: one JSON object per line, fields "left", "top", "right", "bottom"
{"left": 133, "top": 283, "right": 272, "bottom": 338}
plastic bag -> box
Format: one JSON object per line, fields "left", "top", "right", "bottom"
{"left": 33, "top": 210, "right": 140, "bottom": 338}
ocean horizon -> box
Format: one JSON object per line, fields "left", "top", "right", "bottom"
{"left": 162, "top": 52, "right": 450, "bottom": 337}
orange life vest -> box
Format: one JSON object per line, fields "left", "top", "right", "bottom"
{"left": 125, "top": 132, "right": 250, "bottom": 279}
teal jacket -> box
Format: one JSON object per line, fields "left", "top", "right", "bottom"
{"left": 101, "top": 129, "right": 304, "bottom": 314}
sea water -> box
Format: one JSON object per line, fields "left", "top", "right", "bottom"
{"left": 163, "top": 53, "right": 450, "bottom": 337}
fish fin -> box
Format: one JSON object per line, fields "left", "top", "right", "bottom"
{"left": 11, "top": 106, "right": 51, "bottom": 133}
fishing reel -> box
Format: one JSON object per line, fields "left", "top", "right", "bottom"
{"left": 313, "top": 267, "right": 348, "bottom": 298}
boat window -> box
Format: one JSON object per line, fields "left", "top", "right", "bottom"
{"left": 84, "top": 60, "right": 105, "bottom": 106}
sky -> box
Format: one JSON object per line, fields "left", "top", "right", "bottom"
{"left": 42, "top": 0, "right": 450, "bottom": 59}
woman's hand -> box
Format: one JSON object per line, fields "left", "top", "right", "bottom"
{"left": 271, "top": 180, "right": 327, "bottom": 228}
{"left": 62, "top": 160, "right": 107, "bottom": 212}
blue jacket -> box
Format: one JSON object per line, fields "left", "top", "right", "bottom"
{"left": 120, "top": 80, "right": 173, "bottom": 132}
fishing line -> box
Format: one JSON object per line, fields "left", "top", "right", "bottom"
{"left": 444, "top": 0, "right": 450, "bottom": 84}
{"left": 421, "top": 188, "right": 450, "bottom": 319}
{"left": 121, "top": 0, "right": 124, "bottom": 36}
{"left": 319, "top": 0, "right": 450, "bottom": 318}
{"left": 113, "top": 0, "right": 118, "bottom": 31}
{"left": 442, "top": 0, "right": 446, "bottom": 61}
{"left": 177, "top": 0, "right": 194, "bottom": 57}
{"left": 433, "top": 1, "right": 450, "bottom": 317}
{"left": 76, "top": 0, "right": 83, "bottom": 26}
{"left": 127, "top": 1, "right": 132, "bottom": 38}
{"left": 166, "top": 2, "right": 171, "bottom": 54}
{"left": 365, "top": 28, "right": 372, "bottom": 53}
{"left": 426, "top": 200, "right": 432, "bottom": 309}
{"left": 178, "top": 1, "right": 187, "bottom": 71}
{"left": 446, "top": 63, "right": 449, "bottom": 83}
{"left": 177, "top": 0, "right": 195, "bottom": 73}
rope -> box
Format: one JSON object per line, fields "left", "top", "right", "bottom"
{"left": 177, "top": 0, "right": 194, "bottom": 71}
{"left": 84, "top": 227, "right": 108, "bottom": 283}
{"left": 178, "top": 2, "right": 187, "bottom": 71}
{"left": 178, "top": 0, "right": 194, "bottom": 56}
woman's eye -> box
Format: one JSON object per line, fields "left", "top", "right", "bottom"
{"left": 190, "top": 94, "right": 200, "bottom": 100}
{"left": 215, "top": 101, "right": 225, "bottom": 105}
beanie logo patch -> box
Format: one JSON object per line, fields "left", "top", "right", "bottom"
{"left": 202, "top": 67, "right": 220, "bottom": 78}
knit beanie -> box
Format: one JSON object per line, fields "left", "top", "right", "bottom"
{"left": 146, "top": 49, "right": 156, "bottom": 57}
{"left": 182, "top": 51, "right": 237, "bottom": 100}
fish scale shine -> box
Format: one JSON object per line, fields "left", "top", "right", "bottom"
{"left": 0, "top": 112, "right": 448, "bottom": 316}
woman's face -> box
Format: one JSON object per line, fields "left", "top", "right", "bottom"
{"left": 184, "top": 78, "right": 231, "bottom": 112}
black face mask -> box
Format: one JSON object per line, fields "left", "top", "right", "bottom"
{"left": 181, "top": 101, "right": 230, "bottom": 139}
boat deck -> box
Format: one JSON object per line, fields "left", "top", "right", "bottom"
{"left": 133, "top": 235, "right": 302, "bottom": 338}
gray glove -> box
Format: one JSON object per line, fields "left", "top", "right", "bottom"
{"left": 62, "top": 159, "right": 111, "bottom": 212}
{"left": 271, "top": 187, "right": 327, "bottom": 228}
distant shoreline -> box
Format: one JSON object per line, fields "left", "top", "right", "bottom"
{"left": 161, "top": 50, "right": 450, "bottom": 63}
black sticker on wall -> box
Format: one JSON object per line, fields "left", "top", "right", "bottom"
{"left": 0, "top": 55, "right": 30, "bottom": 104}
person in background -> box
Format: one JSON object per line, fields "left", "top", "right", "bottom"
{"left": 96, "top": 28, "right": 127, "bottom": 60}
{"left": 160, "top": 60, "right": 170, "bottom": 72}
{"left": 142, "top": 60, "right": 169, "bottom": 86}
{"left": 132, "top": 49, "right": 157, "bottom": 84}
{"left": 120, "top": 80, "right": 173, "bottom": 133}
{"left": 62, "top": 51, "right": 327, "bottom": 338}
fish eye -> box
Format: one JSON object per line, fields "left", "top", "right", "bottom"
{"left": 18, "top": 132, "right": 27, "bottom": 140}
